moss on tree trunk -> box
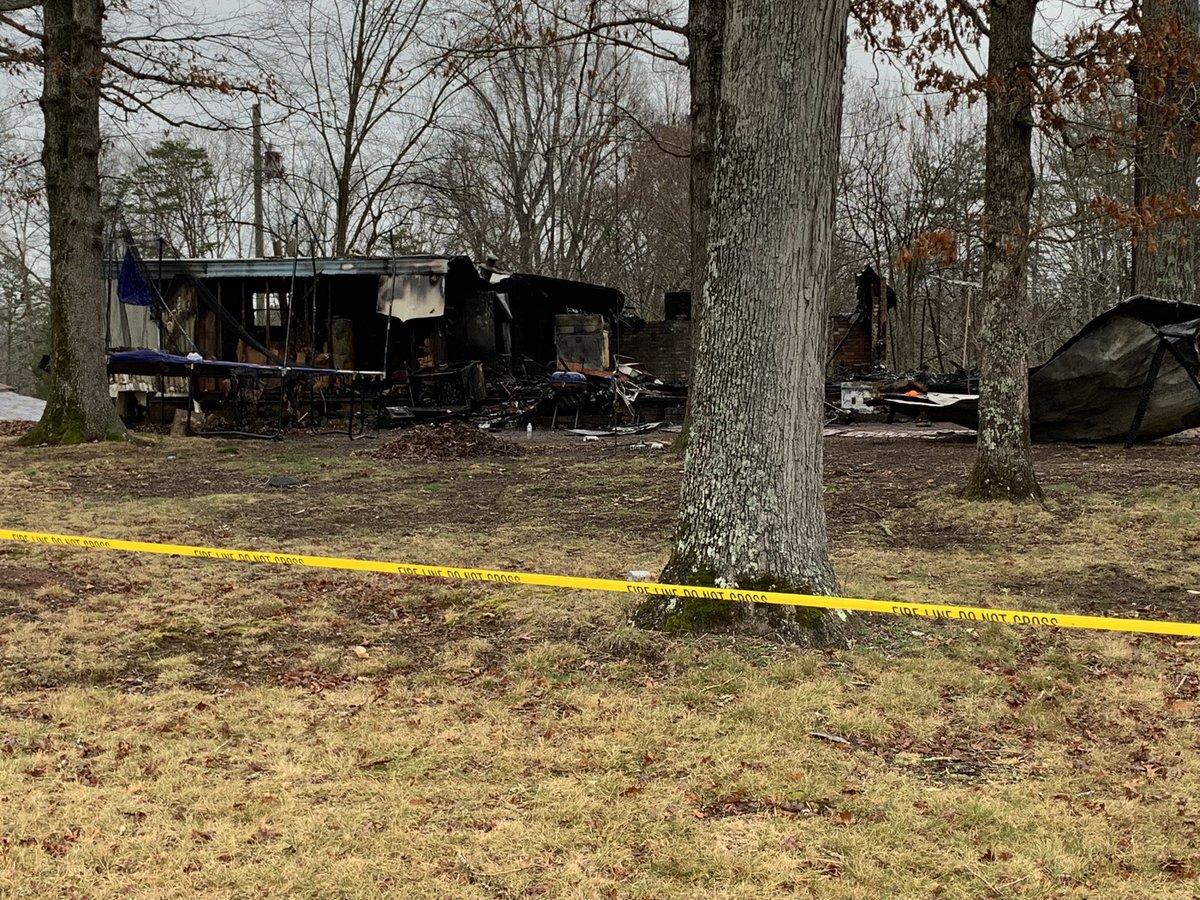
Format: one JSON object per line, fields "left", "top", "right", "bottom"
{"left": 631, "top": 562, "right": 844, "bottom": 645}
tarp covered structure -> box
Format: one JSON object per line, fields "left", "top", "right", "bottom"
{"left": 1028, "top": 296, "right": 1200, "bottom": 443}
{"left": 878, "top": 296, "right": 1200, "bottom": 444}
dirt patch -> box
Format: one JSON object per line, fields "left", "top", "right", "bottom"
{"left": 365, "top": 423, "right": 527, "bottom": 462}
{"left": 823, "top": 439, "right": 972, "bottom": 536}
{"left": 998, "top": 568, "right": 1192, "bottom": 619}
{"left": 0, "top": 563, "right": 52, "bottom": 592}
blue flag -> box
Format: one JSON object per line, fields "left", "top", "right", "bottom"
{"left": 117, "top": 248, "right": 155, "bottom": 306}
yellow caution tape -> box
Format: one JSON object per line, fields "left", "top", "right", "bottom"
{"left": 0, "top": 527, "right": 1196, "bottom": 638}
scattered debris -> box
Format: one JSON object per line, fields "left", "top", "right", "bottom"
{"left": 822, "top": 427, "right": 975, "bottom": 441}
{"left": 568, "top": 422, "right": 668, "bottom": 438}
{"left": 366, "top": 422, "right": 525, "bottom": 461}
{"left": 809, "top": 731, "right": 852, "bottom": 746}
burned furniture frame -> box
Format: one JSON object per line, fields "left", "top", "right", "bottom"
{"left": 107, "top": 349, "right": 385, "bottom": 438}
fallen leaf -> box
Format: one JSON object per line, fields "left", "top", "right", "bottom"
{"left": 1162, "top": 857, "right": 1196, "bottom": 880}
{"left": 249, "top": 825, "right": 280, "bottom": 844}
{"left": 980, "top": 848, "right": 1013, "bottom": 862}
{"left": 352, "top": 646, "right": 370, "bottom": 660}
{"left": 357, "top": 758, "right": 392, "bottom": 770}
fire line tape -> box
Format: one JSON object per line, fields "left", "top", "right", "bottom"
{"left": 0, "top": 527, "right": 1197, "bottom": 638}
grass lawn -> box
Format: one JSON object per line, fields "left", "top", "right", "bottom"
{"left": 1, "top": 430, "right": 1200, "bottom": 898}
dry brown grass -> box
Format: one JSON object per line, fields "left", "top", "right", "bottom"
{"left": 2, "top": 434, "right": 1200, "bottom": 897}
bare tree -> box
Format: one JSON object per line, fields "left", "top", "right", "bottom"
{"left": 267, "top": 0, "right": 457, "bottom": 255}
{"left": 964, "top": 0, "right": 1042, "bottom": 501}
{"left": 10, "top": 0, "right": 120, "bottom": 443}
{"left": 421, "top": 0, "right": 650, "bottom": 279}
{"left": 1, "top": 0, "right": 263, "bottom": 444}
{"left": 0, "top": 160, "right": 48, "bottom": 396}
{"left": 834, "top": 85, "right": 985, "bottom": 372}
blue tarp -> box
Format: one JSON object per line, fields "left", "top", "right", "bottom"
{"left": 117, "top": 249, "right": 155, "bottom": 307}
{"left": 108, "top": 350, "right": 382, "bottom": 379}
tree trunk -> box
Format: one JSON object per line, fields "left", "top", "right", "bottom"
{"left": 687, "top": 0, "right": 724, "bottom": 317}
{"left": 963, "top": 0, "right": 1041, "bottom": 502}
{"left": 632, "top": 0, "right": 852, "bottom": 645}
{"left": 19, "top": 0, "right": 124, "bottom": 446}
{"left": 672, "top": 0, "right": 725, "bottom": 457}
{"left": 21, "top": 262, "right": 35, "bottom": 395}
{"left": 1131, "top": 0, "right": 1200, "bottom": 302}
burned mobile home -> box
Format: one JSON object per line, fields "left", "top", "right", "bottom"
{"left": 103, "top": 251, "right": 645, "bottom": 429}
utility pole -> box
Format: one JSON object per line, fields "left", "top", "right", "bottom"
{"left": 252, "top": 103, "right": 265, "bottom": 258}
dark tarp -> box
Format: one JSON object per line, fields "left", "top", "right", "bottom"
{"left": 1028, "top": 296, "right": 1200, "bottom": 442}
{"left": 878, "top": 296, "right": 1200, "bottom": 443}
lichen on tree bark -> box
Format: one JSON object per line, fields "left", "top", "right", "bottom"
{"left": 672, "top": 0, "right": 725, "bottom": 459}
{"left": 631, "top": 0, "right": 853, "bottom": 646}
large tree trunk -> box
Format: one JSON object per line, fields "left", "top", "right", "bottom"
{"left": 20, "top": 0, "right": 124, "bottom": 446}
{"left": 672, "top": 0, "right": 724, "bottom": 457}
{"left": 633, "top": 0, "right": 852, "bottom": 645}
{"left": 963, "top": 0, "right": 1041, "bottom": 502}
{"left": 1131, "top": 0, "right": 1200, "bottom": 301}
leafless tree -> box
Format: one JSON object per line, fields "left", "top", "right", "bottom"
{"left": 0, "top": 132, "right": 48, "bottom": 396}
{"left": 421, "top": 0, "right": 643, "bottom": 272}
{"left": 264, "top": 0, "right": 459, "bottom": 256}
{"left": 0, "top": 0, "right": 264, "bottom": 443}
